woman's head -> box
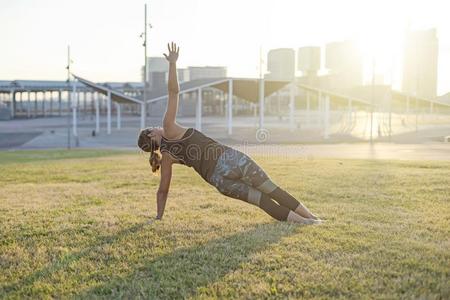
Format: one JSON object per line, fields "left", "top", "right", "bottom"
{"left": 137, "top": 127, "right": 163, "bottom": 173}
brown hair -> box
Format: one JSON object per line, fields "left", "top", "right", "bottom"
{"left": 137, "top": 128, "right": 161, "bottom": 173}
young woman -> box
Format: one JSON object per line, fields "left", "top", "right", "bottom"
{"left": 138, "top": 42, "right": 321, "bottom": 224}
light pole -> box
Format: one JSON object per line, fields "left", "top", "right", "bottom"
{"left": 66, "top": 45, "right": 72, "bottom": 149}
{"left": 415, "top": 38, "right": 420, "bottom": 134}
{"left": 370, "top": 56, "right": 375, "bottom": 144}
{"left": 258, "top": 46, "right": 265, "bottom": 130}
{"left": 140, "top": 3, "right": 151, "bottom": 129}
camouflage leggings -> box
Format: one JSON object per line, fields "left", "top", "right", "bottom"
{"left": 208, "top": 148, "right": 299, "bottom": 220}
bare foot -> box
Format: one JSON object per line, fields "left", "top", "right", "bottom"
{"left": 287, "top": 211, "right": 318, "bottom": 225}
{"left": 294, "top": 203, "right": 320, "bottom": 221}
{"left": 310, "top": 213, "right": 322, "bottom": 221}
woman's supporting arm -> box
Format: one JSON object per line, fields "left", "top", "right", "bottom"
{"left": 156, "top": 153, "right": 173, "bottom": 219}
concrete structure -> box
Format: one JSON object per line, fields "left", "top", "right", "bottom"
{"left": 142, "top": 57, "right": 168, "bottom": 75}
{"left": 188, "top": 66, "right": 227, "bottom": 81}
{"left": 141, "top": 57, "right": 169, "bottom": 90}
{"left": 265, "top": 48, "right": 295, "bottom": 81}
{"left": 297, "top": 46, "right": 321, "bottom": 77}
{"left": 4, "top": 74, "right": 449, "bottom": 146}
{"left": 177, "top": 68, "right": 190, "bottom": 83}
{"left": 74, "top": 75, "right": 143, "bottom": 131}
{"left": 0, "top": 80, "right": 144, "bottom": 120}
{"left": 143, "top": 77, "right": 380, "bottom": 140}
{"left": 142, "top": 57, "right": 226, "bottom": 85}
{"left": 402, "top": 28, "right": 439, "bottom": 99}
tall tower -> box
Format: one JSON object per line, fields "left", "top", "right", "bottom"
{"left": 265, "top": 48, "right": 295, "bottom": 81}
{"left": 298, "top": 46, "right": 321, "bottom": 77}
{"left": 402, "top": 28, "right": 439, "bottom": 99}
{"left": 143, "top": 57, "right": 169, "bottom": 90}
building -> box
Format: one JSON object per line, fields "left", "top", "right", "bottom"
{"left": 141, "top": 59, "right": 225, "bottom": 90}
{"left": 265, "top": 48, "right": 295, "bottom": 81}
{"left": 177, "top": 68, "right": 190, "bottom": 83}
{"left": 325, "top": 40, "right": 363, "bottom": 91}
{"left": 297, "top": 46, "right": 321, "bottom": 77}
{"left": 297, "top": 46, "right": 321, "bottom": 87}
{"left": 141, "top": 64, "right": 227, "bottom": 117}
{"left": 402, "top": 28, "right": 439, "bottom": 99}
{"left": 188, "top": 66, "right": 226, "bottom": 81}
{"left": 141, "top": 57, "right": 169, "bottom": 90}
{"left": 141, "top": 57, "right": 168, "bottom": 90}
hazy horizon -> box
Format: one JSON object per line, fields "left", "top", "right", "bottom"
{"left": 1, "top": 0, "right": 449, "bottom": 95}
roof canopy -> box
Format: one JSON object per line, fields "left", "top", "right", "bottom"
{"left": 144, "top": 78, "right": 376, "bottom": 107}
{"left": 214, "top": 79, "right": 289, "bottom": 102}
{"left": 6, "top": 75, "right": 447, "bottom": 110}
{"left": 74, "top": 75, "right": 143, "bottom": 105}
{"left": 0, "top": 79, "right": 143, "bottom": 93}
{"left": 145, "top": 78, "right": 290, "bottom": 103}
{"left": 145, "top": 78, "right": 228, "bottom": 103}
{"left": 392, "top": 90, "right": 450, "bottom": 108}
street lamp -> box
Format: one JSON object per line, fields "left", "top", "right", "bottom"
{"left": 140, "top": 3, "right": 152, "bottom": 129}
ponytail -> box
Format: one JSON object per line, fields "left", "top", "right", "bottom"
{"left": 149, "top": 150, "right": 161, "bottom": 173}
{"left": 138, "top": 128, "right": 161, "bottom": 174}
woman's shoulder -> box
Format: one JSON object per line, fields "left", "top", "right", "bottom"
{"left": 162, "top": 126, "right": 192, "bottom": 141}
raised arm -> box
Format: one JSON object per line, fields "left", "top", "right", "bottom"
{"left": 162, "top": 42, "right": 184, "bottom": 138}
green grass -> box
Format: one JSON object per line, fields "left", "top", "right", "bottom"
{"left": 0, "top": 149, "right": 449, "bottom": 299}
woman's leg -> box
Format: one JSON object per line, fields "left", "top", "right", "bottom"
{"left": 263, "top": 185, "right": 318, "bottom": 220}
{"left": 210, "top": 148, "right": 318, "bottom": 223}
{"left": 236, "top": 154, "right": 319, "bottom": 220}
{"left": 214, "top": 177, "right": 314, "bottom": 224}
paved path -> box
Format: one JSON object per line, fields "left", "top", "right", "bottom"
{"left": 236, "top": 143, "right": 450, "bottom": 161}
{"left": 1, "top": 116, "right": 449, "bottom": 161}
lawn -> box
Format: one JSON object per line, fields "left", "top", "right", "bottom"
{"left": 0, "top": 149, "right": 449, "bottom": 299}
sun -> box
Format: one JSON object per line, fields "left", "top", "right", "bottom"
{"left": 356, "top": 19, "right": 405, "bottom": 86}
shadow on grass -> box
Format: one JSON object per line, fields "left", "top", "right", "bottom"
{"left": 1, "top": 222, "right": 147, "bottom": 296}
{"left": 0, "top": 149, "right": 131, "bottom": 165}
{"left": 76, "top": 222, "right": 300, "bottom": 299}
{"left": 1, "top": 221, "right": 301, "bottom": 298}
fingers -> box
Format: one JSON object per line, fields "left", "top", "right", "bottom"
{"left": 166, "top": 42, "right": 179, "bottom": 55}
{"left": 163, "top": 53, "right": 168, "bottom": 60}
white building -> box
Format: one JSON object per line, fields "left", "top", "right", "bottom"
{"left": 177, "top": 68, "right": 190, "bottom": 83}
{"left": 188, "top": 66, "right": 226, "bottom": 81}
{"left": 141, "top": 57, "right": 169, "bottom": 90}
{"left": 297, "top": 46, "right": 321, "bottom": 77}
{"left": 141, "top": 59, "right": 226, "bottom": 90}
{"left": 265, "top": 48, "right": 295, "bottom": 81}
{"left": 402, "top": 28, "right": 438, "bottom": 99}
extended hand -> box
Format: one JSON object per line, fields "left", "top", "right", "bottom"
{"left": 163, "top": 42, "right": 179, "bottom": 63}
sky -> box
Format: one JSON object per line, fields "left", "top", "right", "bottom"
{"left": 0, "top": 0, "right": 449, "bottom": 95}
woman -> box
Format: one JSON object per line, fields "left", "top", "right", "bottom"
{"left": 138, "top": 42, "right": 321, "bottom": 224}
